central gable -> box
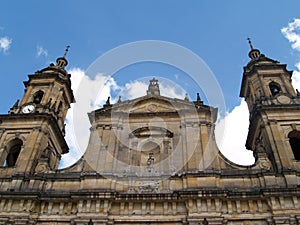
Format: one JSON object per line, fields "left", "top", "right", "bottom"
{"left": 129, "top": 97, "right": 179, "bottom": 114}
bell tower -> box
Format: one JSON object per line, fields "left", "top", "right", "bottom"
{"left": 240, "top": 39, "right": 300, "bottom": 173}
{"left": 0, "top": 47, "right": 75, "bottom": 175}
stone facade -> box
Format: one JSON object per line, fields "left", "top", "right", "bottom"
{"left": 0, "top": 46, "right": 299, "bottom": 225}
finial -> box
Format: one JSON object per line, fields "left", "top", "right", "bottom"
{"left": 247, "top": 37, "right": 254, "bottom": 50}
{"left": 184, "top": 93, "right": 189, "bottom": 101}
{"left": 106, "top": 97, "right": 111, "bottom": 105}
{"left": 63, "top": 45, "right": 70, "bottom": 58}
{"left": 195, "top": 93, "right": 203, "bottom": 105}
{"left": 117, "top": 96, "right": 122, "bottom": 103}
{"left": 197, "top": 93, "right": 201, "bottom": 102}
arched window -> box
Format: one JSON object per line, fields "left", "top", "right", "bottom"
{"left": 4, "top": 138, "right": 23, "bottom": 167}
{"left": 33, "top": 90, "right": 44, "bottom": 104}
{"left": 269, "top": 82, "right": 281, "bottom": 96}
{"left": 288, "top": 131, "right": 300, "bottom": 160}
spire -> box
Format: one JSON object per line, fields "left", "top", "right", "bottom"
{"left": 247, "top": 38, "right": 261, "bottom": 60}
{"left": 56, "top": 46, "right": 70, "bottom": 69}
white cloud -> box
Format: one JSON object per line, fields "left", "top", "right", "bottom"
{"left": 282, "top": 18, "right": 300, "bottom": 91}
{"left": 215, "top": 100, "right": 255, "bottom": 165}
{"left": 281, "top": 18, "right": 300, "bottom": 51}
{"left": 0, "top": 36, "right": 12, "bottom": 53}
{"left": 159, "top": 81, "right": 186, "bottom": 99}
{"left": 36, "top": 45, "right": 48, "bottom": 58}
{"left": 60, "top": 68, "right": 118, "bottom": 168}
{"left": 292, "top": 70, "right": 300, "bottom": 92}
{"left": 122, "top": 80, "right": 149, "bottom": 99}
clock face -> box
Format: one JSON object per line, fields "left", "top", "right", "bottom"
{"left": 22, "top": 105, "right": 35, "bottom": 113}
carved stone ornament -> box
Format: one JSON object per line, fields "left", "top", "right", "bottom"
{"left": 147, "top": 104, "right": 158, "bottom": 112}
{"left": 277, "top": 95, "right": 291, "bottom": 104}
{"left": 35, "top": 161, "right": 49, "bottom": 173}
{"left": 138, "top": 181, "right": 159, "bottom": 193}
{"left": 255, "top": 156, "right": 272, "bottom": 170}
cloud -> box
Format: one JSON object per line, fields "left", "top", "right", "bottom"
{"left": 60, "top": 68, "right": 118, "bottom": 168}
{"left": 122, "top": 80, "right": 149, "bottom": 99}
{"left": 159, "top": 80, "right": 186, "bottom": 99}
{"left": 215, "top": 101, "right": 255, "bottom": 165}
{"left": 36, "top": 45, "right": 48, "bottom": 58}
{"left": 292, "top": 69, "right": 300, "bottom": 91}
{"left": 282, "top": 18, "right": 300, "bottom": 91}
{"left": 0, "top": 36, "right": 12, "bottom": 53}
{"left": 281, "top": 18, "right": 300, "bottom": 51}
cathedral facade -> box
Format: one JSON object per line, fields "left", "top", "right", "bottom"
{"left": 0, "top": 44, "right": 300, "bottom": 225}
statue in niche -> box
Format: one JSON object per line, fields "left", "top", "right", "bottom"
{"left": 147, "top": 154, "right": 154, "bottom": 167}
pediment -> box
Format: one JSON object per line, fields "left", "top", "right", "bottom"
{"left": 129, "top": 97, "right": 178, "bottom": 113}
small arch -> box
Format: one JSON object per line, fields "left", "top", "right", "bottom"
{"left": 3, "top": 138, "right": 23, "bottom": 167}
{"left": 142, "top": 141, "right": 160, "bottom": 153}
{"left": 33, "top": 90, "right": 44, "bottom": 104}
{"left": 288, "top": 131, "right": 300, "bottom": 160}
{"left": 269, "top": 82, "right": 281, "bottom": 96}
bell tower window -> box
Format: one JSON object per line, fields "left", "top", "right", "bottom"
{"left": 3, "top": 139, "right": 23, "bottom": 167}
{"left": 33, "top": 90, "right": 44, "bottom": 104}
{"left": 288, "top": 131, "right": 300, "bottom": 161}
{"left": 269, "top": 82, "right": 281, "bottom": 96}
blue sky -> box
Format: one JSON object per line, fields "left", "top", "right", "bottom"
{"left": 1, "top": 1, "right": 300, "bottom": 167}
{"left": 1, "top": 1, "right": 300, "bottom": 111}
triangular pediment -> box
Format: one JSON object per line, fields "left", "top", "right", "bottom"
{"left": 129, "top": 97, "right": 179, "bottom": 113}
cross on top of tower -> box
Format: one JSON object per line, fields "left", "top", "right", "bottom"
{"left": 63, "top": 45, "right": 70, "bottom": 58}
{"left": 247, "top": 37, "right": 254, "bottom": 50}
